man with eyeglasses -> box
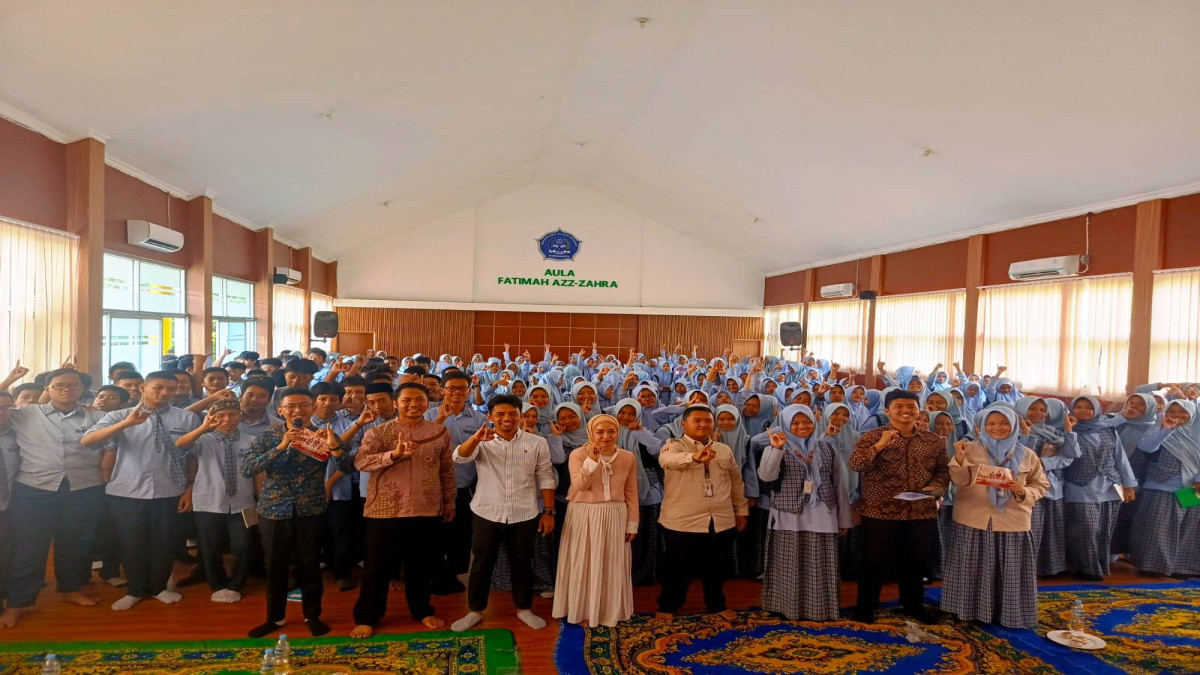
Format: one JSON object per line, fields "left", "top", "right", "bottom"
{"left": 1, "top": 369, "right": 105, "bottom": 628}
{"left": 241, "top": 387, "right": 353, "bottom": 639}
{"left": 426, "top": 371, "right": 487, "bottom": 594}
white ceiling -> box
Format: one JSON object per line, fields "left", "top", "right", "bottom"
{"left": 3, "top": 0, "right": 1199, "bottom": 272}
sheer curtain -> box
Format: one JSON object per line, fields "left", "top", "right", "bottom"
{"left": 0, "top": 218, "right": 78, "bottom": 377}
{"left": 874, "top": 290, "right": 965, "bottom": 372}
{"left": 1149, "top": 268, "right": 1200, "bottom": 383}
{"left": 762, "top": 304, "right": 802, "bottom": 357}
{"left": 272, "top": 285, "right": 306, "bottom": 354}
{"left": 310, "top": 293, "right": 333, "bottom": 349}
{"left": 980, "top": 275, "right": 1132, "bottom": 397}
{"left": 805, "top": 299, "right": 868, "bottom": 369}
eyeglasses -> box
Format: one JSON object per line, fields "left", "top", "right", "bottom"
{"left": 278, "top": 403, "right": 311, "bottom": 411}
{"left": 444, "top": 386, "right": 470, "bottom": 393}
{"left": 49, "top": 383, "right": 83, "bottom": 391}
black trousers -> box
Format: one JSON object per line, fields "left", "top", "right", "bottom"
{"left": 194, "top": 511, "right": 250, "bottom": 592}
{"left": 91, "top": 498, "right": 123, "bottom": 580}
{"left": 108, "top": 495, "right": 178, "bottom": 599}
{"left": 856, "top": 516, "right": 937, "bottom": 614}
{"left": 353, "top": 516, "right": 440, "bottom": 625}
{"left": 466, "top": 515, "right": 539, "bottom": 612}
{"left": 658, "top": 523, "right": 736, "bottom": 613}
{"left": 260, "top": 515, "right": 324, "bottom": 622}
{"left": 323, "top": 499, "right": 358, "bottom": 580}
{"left": 436, "top": 487, "right": 475, "bottom": 584}
{"left": 0, "top": 509, "right": 11, "bottom": 602}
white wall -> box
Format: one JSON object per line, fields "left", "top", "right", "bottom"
{"left": 337, "top": 184, "right": 763, "bottom": 310}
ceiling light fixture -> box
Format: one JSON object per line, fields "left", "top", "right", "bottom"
{"left": 636, "top": 17, "right": 651, "bottom": 28}
{"left": 380, "top": 200, "right": 391, "bottom": 208}
{"left": 322, "top": 111, "right": 335, "bottom": 121}
{"left": 922, "top": 148, "right": 933, "bottom": 158}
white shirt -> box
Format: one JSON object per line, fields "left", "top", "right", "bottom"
{"left": 10, "top": 404, "right": 105, "bottom": 492}
{"left": 187, "top": 431, "right": 256, "bottom": 515}
{"left": 454, "top": 429, "right": 556, "bottom": 524}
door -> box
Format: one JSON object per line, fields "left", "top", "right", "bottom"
{"left": 334, "top": 331, "right": 374, "bottom": 356}
{"left": 732, "top": 339, "right": 762, "bottom": 358}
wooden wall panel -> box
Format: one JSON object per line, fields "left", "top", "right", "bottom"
{"left": 474, "top": 310, "right": 639, "bottom": 359}
{"left": 337, "top": 307, "right": 474, "bottom": 358}
{"left": 0, "top": 117, "right": 67, "bottom": 231}
{"left": 103, "top": 165, "right": 191, "bottom": 266}
{"left": 1163, "top": 192, "right": 1200, "bottom": 271}
{"left": 212, "top": 214, "right": 258, "bottom": 281}
{"left": 310, "top": 259, "right": 333, "bottom": 297}
{"left": 982, "top": 206, "right": 1136, "bottom": 286}
{"left": 881, "top": 240, "right": 969, "bottom": 295}
{"left": 638, "top": 315, "right": 764, "bottom": 358}
{"left": 763, "top": 270, "right": 806, "bottom": 306}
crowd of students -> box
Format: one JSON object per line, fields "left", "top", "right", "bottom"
{"left": 0, "top": 344, "right": 1197, "bottom": 637}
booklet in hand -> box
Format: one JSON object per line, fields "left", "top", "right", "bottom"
{"left": 974, "top": 465, "right": 1015, "bottom": 489}
{"left": 290, "top": 429, "right": 331, "bottom": 462}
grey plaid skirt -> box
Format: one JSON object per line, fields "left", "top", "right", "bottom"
{"left": 1065, "top": 500, "right": 1120, "bottom": 577}
{"left": 1129, "top": 487, "right": 1200, "bottom": 576}
{"left": 1031, "top": 498, "right": 1068, "bottom": 576}
{"left": 941, "top": 520, "right": 1038, "bottom": 628}
{"left": 761, "top": 528, "right": 841, "bottom": 621}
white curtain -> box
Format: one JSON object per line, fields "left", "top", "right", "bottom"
{"left": 0, "top": 218, "right": 78, "bottom": 377}
{"left": 1149, "top": 268, "right": 1200, "bottom": 384}
{"left": 762, "top": 304, "right": 802, "bottom": 357}
{"left": 805, "top": 299, "right": 868, "bottom": 370}
{"left": 874, "top": 290, "right": 966, "bottom": 373}
{"left": 272, "top": 285, "right": 306, "bottom": 354}
{"left": 310, "top": 293, "right": 333, "bottom": 348}
{"left": 980, "top": 275, "right": 1132, "bottom": 397}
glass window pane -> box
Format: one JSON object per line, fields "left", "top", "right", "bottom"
{"left": 213, "top": 277, "right": 226, "bottom": 317}
{"left": 162, "top": 317, "right": 188, "bottom": 362}
{"left": 139, "top": 261, "right": 185, "bottom": 314}
{"left": 226, "top": 279, "right": 254, "bottom": 318}
{"left": 106, "top": 315, "right": 147, "bottom": 373}
{"left": 102, "top": 254, "right": 135, "bottom": 311}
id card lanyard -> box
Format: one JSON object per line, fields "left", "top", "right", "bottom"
{"left": 789, "top": 443, "right": 815, "bottom": 495}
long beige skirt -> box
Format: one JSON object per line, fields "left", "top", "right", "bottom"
{"left": 552, "top": 501, "right": 634, "bottom": 627}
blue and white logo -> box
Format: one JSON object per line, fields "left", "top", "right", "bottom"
{"left": 536, "top": 229, "right": 582, "bottom": 261}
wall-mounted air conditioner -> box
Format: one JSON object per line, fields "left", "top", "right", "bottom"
{"left": 1008, "top": 255, "right": 1082, "bottom": 281}
{"left": 126, "top": 220, "right": 184, "bottom": 253}
{"left": 820, "top": 282, "right": 856, "bottom": 299}
{"left": 273, "top": 267, "right": 303, "bottom": 285}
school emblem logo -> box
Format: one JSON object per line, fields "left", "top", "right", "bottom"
{"left": 536, "top": 229, "right": 582, "bottom": 261}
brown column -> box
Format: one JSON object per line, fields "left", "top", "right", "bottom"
{"left": 863, "top": 255, "right": 885, "bottom": 383}
{"left": 65, "top": 138, "right": 105, "bottom": 380}
{"left": 327, "top": 260, "right": 338, "bottom": 298}
{"left": 1128, "top": 199, "right": 1165, "bottom": 393}
{"left": 797, "top": 269, "right": 816, "bottom": 356}
{"left": 185, "top": 196, "right": 214, "bottom": 357}
{"left": 961, "top": 234, "right": 987, "bottom": 374}
{"left": 297, "top": 247, "right": 314, "bottom": 350}
{"left": 255, "top": 227, "right": 275, "bottom": 356}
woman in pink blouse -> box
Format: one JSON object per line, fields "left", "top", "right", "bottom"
{"left": 552, "top": 414, "right": 640, "bottom": 627}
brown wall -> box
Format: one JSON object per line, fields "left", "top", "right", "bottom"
{"left": 310, "top": 260, "right": 333, "bottom": 297}
{"left": 332, "top": 308, "right": 760, "bottom": 361}
{"left": 212, "top": 214, "right": 258, "bottom": 281}
{"left": 882, "top": 240, "right": 969, "bottom": 294}
{"left": 337, "top": 307, "right": 474, "bottom": 357}
{"left": 981, "top": 206, "right": 1135, "bottom": 286}
{"left": 273, "top": 240, "right": 293, "bottom": 266}
{"left": 813, "top": 259, "right": 873, "bottom": 299}
{"left": 104, "top": 165, "right": 192, "bottom": 266}
{"left": 763, "top": 270, "right": 805, "bottom": 307}
{"left": 0, "top": 119, "right": 67, "bottom": 230}
{"left": 1163, "top": 193, "right": 1200, "bottom": 271}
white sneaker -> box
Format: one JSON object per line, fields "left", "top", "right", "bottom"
{"left": 154, "top": 590, "right": 182, "bottom": 604}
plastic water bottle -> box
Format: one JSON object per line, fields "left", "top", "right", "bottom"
{"left": 258, "top": 648, "right": 276, "bottom": 674}
{"left": 1070, "top": 599, "right": 1086, "bottom": 634}
{"left": 40, "top": 654, "right": 61, "bottom": 675}
{"left": 273, "top": 635, "right": 290, "bottom": 675}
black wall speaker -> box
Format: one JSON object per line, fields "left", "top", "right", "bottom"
{"left": 860, "top": 290, "right": 877, "bottom": 301}
{"left": 779, "top": 321, "right": 804, "bottom": 347}
{"left": 271, "top": 273, "right": 289, "bottom": 284}
{"left": 313, "top": 311, "right": 339, "bottom": 339}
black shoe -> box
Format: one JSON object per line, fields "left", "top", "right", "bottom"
{"left": 306, "top": 618, "right": 331, "bottom": 637}
{"left": 248, "top": 620, "right": 284, "bottom": 638}
{"left": 336, "top": 578, "right": 358, "bottom": 592}
{"left": 431, "top": 578, "right": 466, "bottom": 596}
{"left": 851, "top": 610, "right": 875, "bottom": 624}
{"left": 175, "top": 567, "right": 207, "bottom": 588}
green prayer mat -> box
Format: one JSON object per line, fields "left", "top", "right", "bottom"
{"left": 0, "top": 629, "right": 519, "bottom": 674}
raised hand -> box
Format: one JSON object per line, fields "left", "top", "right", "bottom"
{"left": 1019, "top": 418, "right": 1033, "bottom": 435}
{"left": 504, "top": 343, "right": 510, "bottom": 352}
{"left": 954, "top": 439, "right": 970, "bottom": 463}
{"left": 1164, "top": 415, "right": 1181, "bottom": 430}
{"left": 877, "top": 429, "right": 899, "bottom": 448}
{"left": 952, "top": 361, "right": 961, "bottom": 370}
{"left": 59, "top": 355, "right": 77, "bottom": 370}
{"left": 7, "top": 360, "right": 29, "bottom": 381}
{"left": 628, "top": 419, "right": 643, "bottom": 431}
{"left": 997, "top": 365, "right": 1007, "bottom": 373}
{"left": 769, "top": 431, "right": 787, "bottom": 449}
{"left": 201, "top": 414, "right": 222, "bottom": 431}
{"left": 124, "top": 406, "right": 153, "bottom": 427}
{"left": 323, "top": 424, "right": 340, "bottom": 450}
{"left": 550, "top": 423, "right": 564, "bottom": 436}
{"left": 472, "top": 425, "right": 496, "bottom": 443}
{"left": 392, "top": 437, "right": 416, "bottom": 460}
{"left": 935, "top": 363, "right": 943, "bottom": 370}
{"left": 1064, "top": 415, "right": 1077, "bottom": 433}
{"left": 825, "top": 423, "right": 839, "bottom": 437}
{"left": 356, "top": 409, "right": 377, "bottom": 427}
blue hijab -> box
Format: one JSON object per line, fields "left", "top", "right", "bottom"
{"left": 962, "top": 383, "right": 988, "bottom": 418}
{"left": 715, "top": 404, "right": 751, "bottom": 469}
{"left": 1162, "top": 401, "right": 1200, "bottom": 478}
{"left": 1103, "top": 393, "right": 1158, "bottom": 455}
{"left": 992, "top": 378, "right": 1022, "bottom": 405}
{"left": 978, "top": 407, "right": 1025, "bottom": 510}
{"left": 780, "top": 404, "right": 828, "bottom": 506}
{"left": 614, "top": 398, "right": 651, "bottom": 500}
{"left": 742, "top": 394, "right": 778, "bottom": 436}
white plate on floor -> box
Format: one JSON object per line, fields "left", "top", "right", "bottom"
{"left": 1047, "top": 630, "right": 1106, "bottom": 650}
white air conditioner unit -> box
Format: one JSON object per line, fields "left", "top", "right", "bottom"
{"left": 1007, "top": 255, "right": 1082, "bottom": 281}
{"left": 819, "top": 282, "right": 856, "bottom": 299}
{"left": 274, "top": 266, "right": 303, "bottom": 285}
{"left": 126, "top": 220, "right": 184, "bottom": 253}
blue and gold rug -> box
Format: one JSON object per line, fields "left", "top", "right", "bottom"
{"left": 555, "top": 582, "right": 1200, "bottom": 674}
{"left": 0, "top": 629, "right": 518, "bottom": 674}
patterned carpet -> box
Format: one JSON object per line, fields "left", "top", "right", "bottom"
{"left": 0, "top": 629, "right": 519, "bottom": 675}
{"left": 555, "top": 582, "right": 1200, "bottom": 674}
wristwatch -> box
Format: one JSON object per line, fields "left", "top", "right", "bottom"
{"left": 542, "top": 508, "right": 557, "bottom": 516}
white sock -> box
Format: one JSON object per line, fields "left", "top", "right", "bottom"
{"left": 516, "top": 609, "right": 546, "bottom": 630}
{"left": 451, "top": 612, "right": 484, "bottom": 632}
{"left": 111, "top": 595, "right": 142, "bottom": 611}
{"left": 107, "top": 577, "right": 128, "bottom": 587}
{"left": 211, "top": 589, "right": 241, "bottom": 603}
{"left": 155, "top": 590, "right": 182, "bottom": 604}
{"left": 540, "top": 590, "right": 555, "bottom": 599}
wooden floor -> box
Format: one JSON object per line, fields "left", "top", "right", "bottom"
{"left": 0, "top": 560, "right": 1152, "bottom": 674}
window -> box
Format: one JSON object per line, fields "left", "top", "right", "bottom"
{"left": 1149, "top": 268, "right": 1200, "bottom": 384}
{"left": 979, "top": 275, "right": 1132, "bottom": 397}
{"left": 272, "top": 285, "right": 306, "bottom": 353}
{"left": 874, "top": 290, "right": 966, "bottom": 373}
{"left": 101, "top": 254, "right": 188, "bottom": 376}
{"left": 0, "top": 217, "right": 78, "bottom": 377}
{"left": 310, "top": 293, "right": 333, "bottom": 349}
{"left": 805, "top": 298, "right": 868, "bottom": 369}
{"left": 213, "top": 276, "right": 256, "bottom": 356}
{"left": 762, "top": 305, "right": 802, "bottom": 357}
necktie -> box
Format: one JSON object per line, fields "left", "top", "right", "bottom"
{"left": 217, "top": 432, "right": 240, "bottom": 497}
{"left": 152, "top": 411, "right": 187, "bottom": 487}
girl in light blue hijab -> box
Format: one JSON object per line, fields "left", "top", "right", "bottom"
{"left": 1128, "top": 400, "right": 1200, "bottom": 577}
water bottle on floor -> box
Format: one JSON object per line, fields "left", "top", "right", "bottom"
{"left": 1070, "top": 599, "right": 1086, "bottom": 634}
{"left": 40, "top": 654, "right": 61, "bottom": 675}
{"left": 259, "top": 648, "right": 276, "bottom": 674}
{"left": 274, "top": 634, "right": 291, "bottom": 675}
